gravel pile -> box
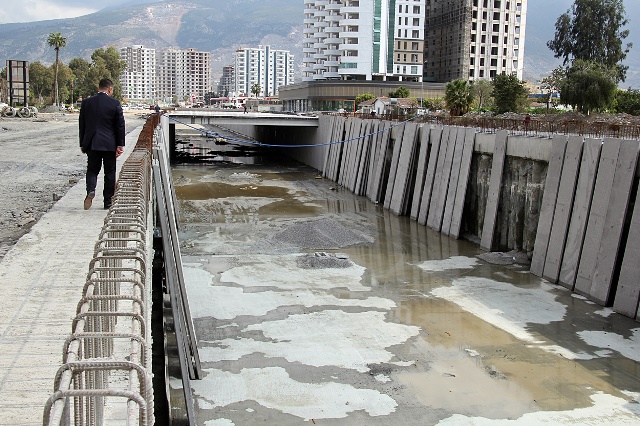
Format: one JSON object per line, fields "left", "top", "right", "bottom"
{"left": 273, "top": 218, "right": 374, "bottom": 250}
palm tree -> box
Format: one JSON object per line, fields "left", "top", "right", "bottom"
{"left": 444, "top": 79, "right": 473, "bottom": 116}
{"left": 47, "top": 32, "right": 67, "bottom": 106}
{"left": 250, "top": 83, "right": 261, "bottom": 98}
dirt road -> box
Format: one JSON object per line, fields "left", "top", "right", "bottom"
{"left": 0, "top": 112, "right": 146, "bottom": 259}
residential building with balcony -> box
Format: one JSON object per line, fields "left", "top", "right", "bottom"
{"left": 303, "top": 0, "right": 425, "bottom": 82}
{"left": 234, "top": 46, "right": 295, "bottom": 97}
{"left": 120, "top": 45, "right": 156, "bottom": 102}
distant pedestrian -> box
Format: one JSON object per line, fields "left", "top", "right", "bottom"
{"left": 155, "top": 105, "right": 161, "bottom": 114}
{"left": 79, "top": 78, "right": 125, "bottom": 210}
{"left": 243, "top": 104, "right": 247, "bottom": 114}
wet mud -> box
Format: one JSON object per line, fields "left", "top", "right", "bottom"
{"left": 173, "top": 152, "right": 640, "bottom": 425}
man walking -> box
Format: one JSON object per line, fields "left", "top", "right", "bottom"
{"left": 79, "top": 78, "right": 125, "bottom": 210}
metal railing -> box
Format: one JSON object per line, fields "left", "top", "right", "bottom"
{"left": 44, "top": 120, "right": 156, "bottom": 425}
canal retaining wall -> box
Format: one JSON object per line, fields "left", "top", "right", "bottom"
{"left": 286, "top": 114, "right": 640, "bottom": 323}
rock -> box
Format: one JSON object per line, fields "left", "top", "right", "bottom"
{"left": 18, "top": 217, "right": 36, "bottom": 227}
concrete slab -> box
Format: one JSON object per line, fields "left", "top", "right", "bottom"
{"left": 366, "top": 121, "right": 383, "bottom": 200}
{"left": 428, "top": 126, "right": 458, "bottom": 231}
{"left": 559, "top": 139, "right": 602, "bottom": 289}
{"left": 384, "top": 124, "right": 406, "bottom": 210}
{"left": 390, "top": 123, "right": 419, "bottom": 216}
{"left": 410, "top": 126, "right": 430, "bottom": 220}
{"left": 590, "top": 139, "right": 639, "bottom": 305}
{"left": 0, "top": 126, "right": 142, "bottom": 425}
{"left": 543, "top": 136, "right": 584, "bottom": 283}
{"left": 370, "top": 123, "right": 392, "bottom": 203}
{"left": 614, "top": 179, "right": 640, "bottom": 319}
{"left": 574, "top": 138, "right": 622, "bottom": 297}
{"left": 480, "top": 130, "right": 508, "bottom": 251}
{"left": 418, "top": 127, "right": 443, "bottom": 225}
{"left": 449, "top": 128, "right": 477, "bottom": 239}
{"left": 442, "top": 127, "right": 467, "bottom": 234}
{"left": 530, "top": 135, "right": 568, "bottom": 276}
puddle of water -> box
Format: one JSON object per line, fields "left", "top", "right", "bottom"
{"left": 174, "top": 162, "right": 640, "bottom": 424}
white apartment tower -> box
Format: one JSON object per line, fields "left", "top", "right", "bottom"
{"left": 424, "top": 0, "right": 527, "bottom": 82}
{"left": 303, "top": 0, "right": 425, "bottom": 82}
{"left": 156, "top": 48, "right": 212, "bottom": 103}
{"left": 120, "top": 45, "right": 156, "bottom": 101}
{"left": 234, "top": 46, "right": 295, "bottom": 97}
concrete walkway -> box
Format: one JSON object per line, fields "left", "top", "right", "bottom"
{"left": 0, "top": 126, "right": 142, "bottom": 425}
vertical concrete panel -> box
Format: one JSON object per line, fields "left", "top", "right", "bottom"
{"left": 320, "top": 115, "right": 332, "bottom": 176}
{"left": 418, "top": 127, "right": 444, "bottom": 225}
{"left": 428, "top": 126, "right": 459, "bottom": 231}
{"left": 559, "top": 139, "right": 602, "bottom": 289}
{"left": 614, "top": 181, "right": 640, "bottom": 319}
{"left": 370, "top": 122, "right": 393, "bottom": 203}
{"left": 530, "top": 135, "right": 568, "bottom": 276}
{"left": 390, "top": 123, "right": 419, "bottom": 215}
{"left": 542, "top": 136, "right": 584, "bottom": 283}
{"left": 574, "top": 138, "right": 622, "bottom": 298}
{"left": 346, "top": 119, "right": 364, "bottom": 191}
{"left": 384, "top": 124, "right": 406, "bottom": 209}
{"left": 355, "top": 120, "right": 372, "bottom": 195}
{"left": 590, "top": 139, "right": 639, "bottom": 305}
{"left": 480, "top": 130, "right": 508, "bottom": 251}
{"left": 410, "top": 126, "right": 431, "bottom": 220}
{"left": 442, "top": 127, "right": 467, "bottom": 234}
{"left": 328, "top": 117, "right": 345, "bottom": 182}
{"left": 449, "top": 128, "right": 476, "bottom": 239}
{"left": 339, "top": 119, "right": 355, "bottom": 187}
{"left": 366, "top": 121, "right": 383, "bottom": 199}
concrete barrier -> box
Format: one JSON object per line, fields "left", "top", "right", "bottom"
{"left": 292, "top": 115, "right": 640, "bottom": 322}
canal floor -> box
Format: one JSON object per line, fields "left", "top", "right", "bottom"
{"left": 173, "top": 159, "right": 640, "bottom": 425}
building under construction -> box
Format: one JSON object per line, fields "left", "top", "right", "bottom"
{"left": 424, "top": 0, "right": 527, "bottom": 82}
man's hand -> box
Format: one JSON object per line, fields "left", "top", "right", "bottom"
{"left": 116, "top": 146, "right": 124, "bottom": 158}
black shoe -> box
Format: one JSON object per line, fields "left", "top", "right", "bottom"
{"left": 84, "top": 191, "right": 95, "bottom": 210}
{"left": 104, "top": 202, "right": 112, "bottom": 210}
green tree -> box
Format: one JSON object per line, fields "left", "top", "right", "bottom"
{"left": 68, "top": 57, "right": 92, "bottom": 100}
{"left": 444, "top": 79, "right": 473, "bottom": 116}
{"left": 47, "top": 32, "right": 67, "bottom": 105}
{"left": 388, "top": 86, "right": 410, "bottom": 98}
{"left": 470, "top": 79, "right": 493, "bottom": 110}
{"left": 29, "top": 62, "right": 53, "bottom": 105}
{"left": 613, "top": 88, "right": 640, "bottom": 115}
{"left": 354, "top": 92, "right": 375, "bottom": 107}
{"left": 492, "top": 74, "right": 529, "bottom": 114}
{"left": 540, "top": 66, "right": 567, "bottom": 111}
{"left": 423, "top": 97, "right": 446, "bottom": 111}
{"left": 559, "top": 59, "right": 617, "bottom": 114}
{"left": 91, "top": 47, "right": 126, "bottom": 99}
{"left": 250, "top": 83, "right": 261, "bottom": 97}
{"left": 547, "top": 0, "right": 631, "bottom": 82}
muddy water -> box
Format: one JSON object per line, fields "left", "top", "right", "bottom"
{"left": 173, "top": 159, "right": 640, "bottom": 425}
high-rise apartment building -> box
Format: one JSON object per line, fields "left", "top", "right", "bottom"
{"left": 234, "top": 46, "right": 295, "bottom": 97}
{"left": 302, "top": 0, "right": 526, "bottom": 84}
{"left": 217, "top": 65, "right": 235, "bottom": 97}
{"left": 120, "top": 46, "right": 212, "bottom": 103}
{"left": 303, "top": 0, "right": 425, "bottom": 82}
{"left": 120, "top": 45, "right": 156, "bottom": 101}
{"left": 424, "top": 0, "right": 527, "bottom": 82}
{"left": 157, "top": 48, "right": 212, "bottom": 102}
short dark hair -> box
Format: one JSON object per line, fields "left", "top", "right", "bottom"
{"left": 98, "top": 78, "right": 114, "bottom": 89}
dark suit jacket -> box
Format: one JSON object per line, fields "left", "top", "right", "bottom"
{"left": 79, "top": 92, "right": 126, "bottom": 152}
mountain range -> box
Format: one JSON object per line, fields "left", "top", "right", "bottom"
{"left": 0, "top": 0, "right": 638, "bottom": 89}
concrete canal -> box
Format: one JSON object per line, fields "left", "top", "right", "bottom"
{"left": 171, "top": 133, "right": 640, "bottom": 425}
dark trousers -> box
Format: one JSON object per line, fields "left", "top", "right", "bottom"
{"left": 86, "top": 150, "right": 116, "bottom": 206}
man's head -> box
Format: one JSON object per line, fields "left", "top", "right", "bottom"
{"left": 98, "top": 78, "right": 114, "bottom": 96}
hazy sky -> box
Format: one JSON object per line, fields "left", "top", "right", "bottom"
{"left": 0, "top": 0, "right": 159, "bottom": 24}
{"left": 0, "top": 0, "right": 580, "bottom": 25}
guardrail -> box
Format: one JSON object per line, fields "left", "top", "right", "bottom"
{"left": 43, "top": 118, "right": 156, "bottom": 425}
